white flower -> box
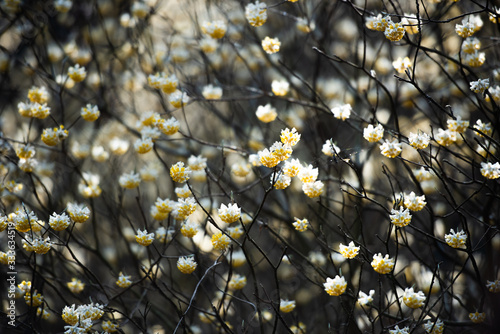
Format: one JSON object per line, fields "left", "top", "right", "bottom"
{"left": 322, "top": 139, "right": 340, "bottom": 156}
{"left": 470, "top": 78, "right": 489, "bottom": 94}
{"left": 357, "top": 290, "right": 375, "bottom": 306}
{"left": 331, "top": 103, "right": 351, "bottom": 120}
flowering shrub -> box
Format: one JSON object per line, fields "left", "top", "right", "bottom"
{"left": 0, "top": 0, "right": 499, "bottom": 333}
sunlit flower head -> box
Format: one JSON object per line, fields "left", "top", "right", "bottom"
{"left": 302, "top": 180, "right": 324, "bottom": 198}
{"left": 480, "top": 162, "right": 500, "bottom": 179}
{"left": 384, "top": 21, "right": 405, "bottom": 41}
{"left": 273, "top": 172, "right": 291, "bottom": 189}
{"left": 67, "top": 278, "right": 85, "bottom": 294}
{"left": 331, "top": 103, "right": 351, "bottom": 120}
{"left": 135, "top": 229, "right": 154, "bottom": 246}
{"left": 371, "top": 253, "right": 394, "bottom": 274}
{"left": 363, "top": 124, "right": 384, "bottom": 143}
{"left": 202, "top": 20, "right": 227, "bottom": 39}
{"left": 272, "top": 80, "right": 289, "bottom": 96}
{"left": 470, "top": 78, "right": 489, "bottom": 94}
{"left": 408, "top": 131, "right": 430, "bottom": 149}
{"left": 68, "top": 64, "right": 86, "bottom": 82}
{"left": 280, "top": 127, "right": 300, "bottom": 147}
{"left": 245, "top": 1, "right": 267, "bottom": 27}
{"left": 119, "top": 171, "right": 141, "bottom": 189}
{"left": 339, "top": 241, "right": 360, "bottom": 259}
{"left": 380, "top": 139, "right": 402, "bottom": 158}
{"left": 261, "top": 36, "right": 280, "bottom": 54}
{"left": 219, "top": 203, "right": 241, "bottom": 224}
{"left": 393, "top": 56, "right": 412, "bottom": 74}
{"left": 177, "top": 256, "right": 197, "bottom": 274}
{"left": 256, "top": 104, "right": 277, "bottom": 123}
{"left": 170, "top": 162, "right": 191, "bottom": 183}
{"left": 229, "top": 274, "right": 247, "bottom": 290}
{"left": 49, "top": 212, "right": 71, "bottom": 231}
{"left": 403, "top": 287, "right": 426, "bottom": 308}
{"left": 404, "top": 192, "right": 426, "bottom": 211}
{"left": 293, "top": 218, "right": 309, "bottom": 232}
{"left": 116, "top": 272, "right": 132, "bottom": 288}
{"left": 212, "top": 232, "right": 231, "bottom": 251}
{"left": 282, "top": 158, "right": 301, "bottom": 177}
{"left": 324, "top": 275, "right": 347, "bottom": 296}
{"left": 322, "top": 139, "right": 340, "bottom": 156}
{"left": 424, "top": 318, "right": 444, "bottom": 334}
{"left": 444, "top": 229, "right": 466, "bottom": 248}
{"left": 202, "top": 84, "right": 223, "bottom": 99}
{"left": 447, "top": 117, "right": 469, "bottom": 134}
{"left": 279, "top": 299, "right": 296, "bottom": 313}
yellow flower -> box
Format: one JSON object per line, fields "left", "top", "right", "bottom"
{"left": 168, "top": 90, "right": 189, "bottom": 108}
{"left": 229, "top": 274, "right": 247, "bottom": 290}
{"left": 273, "top": 173, "right": 291, "bottom": 189}
{"left": 363, "top": 124, "right": 384, "bottom": 143}
{"left": 28, "top": 86, "right": 49, "bottom": 104}
{"left": 180, "top": 220, "right": 199, "bottom": 238}
{"left": 380, "top": 139, "right": 402, "bottom": 158}
{"left": 24, "top": 291, "right": 43, "bottom": 306}
{"left": 134, "top": 137, "right": 153, "bottom": 154}
{"left": 175, "top": 197, "right": 197, "bottom": 219}
{"left": 389, "top": 206, "right": 412, "bottom": 227}
{"left": 49, "top": 212, "right": 71, "bottom": 231}
{"left": 80, "top": 104, "right": 100, "bottom": 122}
{"left": 67, "top": 64, "right": 87, "bottom": 82}
{"left": 272, "top": 80, "right": 289, "bottom": 96}
{"left": 119, "top": 171, "right": 141, "bottom": 189}
{"left": 469, "top": 311, "right": 486, "bottom": 323}
{"left": 339, "top": 241, "right": 360, "bottom": 259}
{"left": 384, "top": 21, "right": 405, "bottom": 41}
{"left": 67, "top": 203, "right": 90, "bottom": 223}
{"left": 218, "top": 203, "right": 241, "bottom": 224}
{"left": 202, "top": 84, "right": 223, "bottom": 99}
{"left": 101, "top": 320, "right": 119, "bottom": 333}
{"left": 202, "top": 21, "right": 227, "bottom": 39}
{"left": 403, "top": 192, "right": 426, "bottom": 211}
{"left": 116, "top": 272, "right": 132, "bottom": 288}
{"left": 403, "top": 287, "right": 426, "bottom": 308}
{"left": 298, "top": 164, "right": 318, "bottom": 183}
{"left": 292, "top": 218, "right": 309, "bottom": 232}
{"left": 157, "top": 117, "right": 180, "bottom": 135}
{"left": 279, "top": 299, "right": 296, "bottom": 313}
{"left": 177, "top": 256, "right": 197, "bottom": 274}
{"left": 302, "top": 181, "right": 324, "bottom": 198}
{"left": 331, "top": 103, "right": 351, "bottom": 120}
{"left": 155, "top": 197, "right": 176, "bottom": 214}
{"left": 261, "top": 36, "right": 281, "bottom": 54}
{"left": 392, "top": 56, "right": 412, "bottom": 74}
{"left": 282, "top": 158, "right": 301, "bottom": 177}
{"left": 245, "top": 1, "right": 267, "bottom": 27}
{"left": 424, "top": 318, "right": 444, "bottom": 334}
{"left": 170, "top": 162, "right": 191, "bottom": 183}
{"left": 324, "top": 275, "right": 347, "bottom": 296}
{"left": 447, "top": 117, "right": 469, "bottom": 133}
{"left": 67, "top": 278, "right": 85, "bottom": 294}
{"left": 227, "top": 226, "right": 244, "bottom": 239}
{"left": 255, "top": 104, "right": 277, "bottom": 123}
{"left": 408, "top": 132, "right": 430, "bottom": 149}
{"left": 135, "top": 229, "right": 154, "bottom": 246}
{"left": 258, "top": 148, "right": 280, "bottom": 168}
{"left": 212, "top": 232, "right": 230, "bottom": 251}
{"left": 371, "top": 253, "right": 394, "bottom": 274}
{"left": 280, "top": 127, "right": 300, "bottom": 147}
{"left": 444, "top": 229, "right": 466, "bottom": 248}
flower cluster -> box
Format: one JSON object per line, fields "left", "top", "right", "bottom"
{"left": 324, "top": 275, "right": 347, "bottom": 296}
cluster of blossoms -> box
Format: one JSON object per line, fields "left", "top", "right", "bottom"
{"left": 390, "top": 206, "right": 412, "bottom": 227}
{"left": 245, "top": 1, "right": 267, "bottom": 27}
{"left": 62, "top": 302, "right": 104, "bottom": 333}
{"left": 324, "top": 275, "right": 347, "bottom": 296}
{"left": 331, "top": 103, "right": 352, "bottom": 120}
{"left": 403, "top": 287, "right": 426, "bottom": 308}
{"left": 339, "top": 241, "right": 360, "bottom": 259}
{"left": 444, "top": 229, "right": 467, "bottom": 248}
{"left": 371, "top": 253, "right": 395, "bottom": 274}
{"left": 292, "top": 218, "right": 309, "bottom": 232}
{"left": 366, "top": 14, "right": 405, "bottom": 41}
{"left": 177, "top": 256, "right": 198, "bottom": 274}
